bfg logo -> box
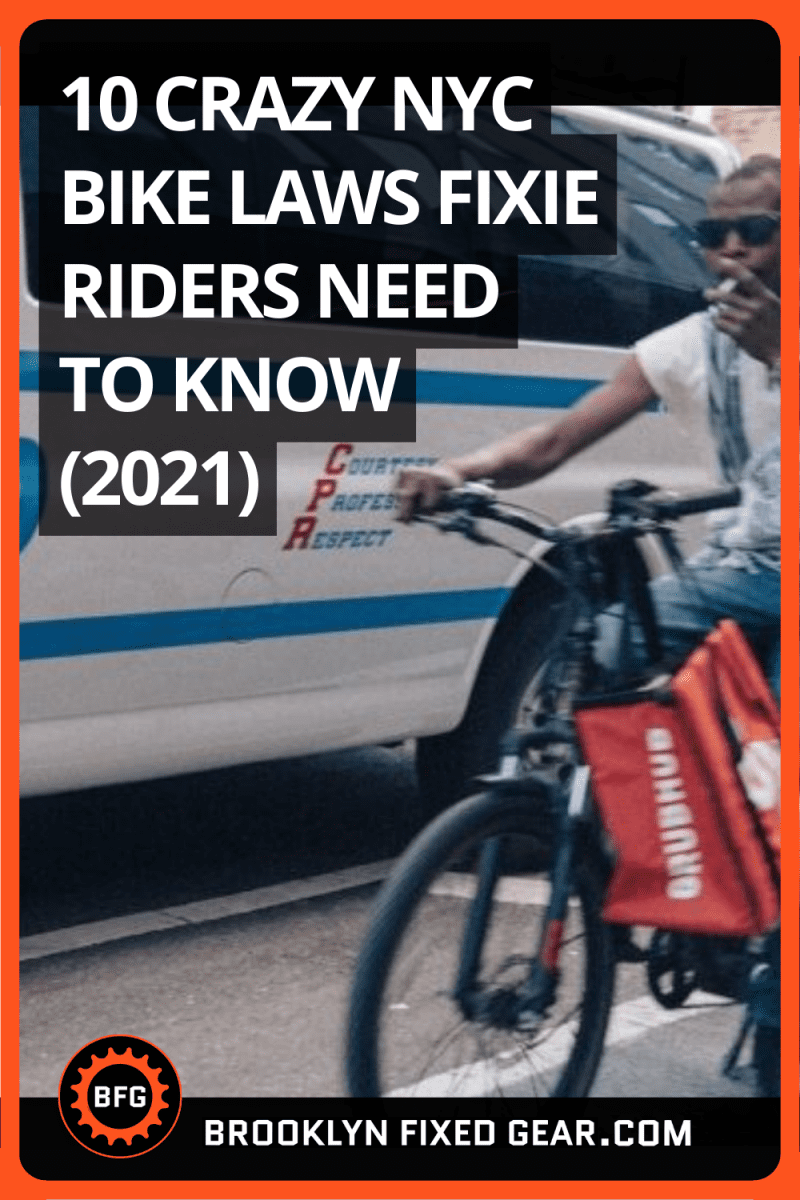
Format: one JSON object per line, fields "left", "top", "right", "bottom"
{"left": 58, "top": 1035, "right": 181, "bottom": 1157}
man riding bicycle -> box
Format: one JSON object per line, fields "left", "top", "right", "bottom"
{"left": 395, "top": 156, "right": 781, "bottom": 1089}
{"left": 397, "top": 156, "right": 781, "bottom": 700}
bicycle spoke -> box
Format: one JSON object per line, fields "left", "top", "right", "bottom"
{"left": 377, "top": 844, "right": 605, "bottom": 1093}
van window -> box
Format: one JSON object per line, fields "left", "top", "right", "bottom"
{"left": 518, "top": 113, "right": 718, "bottom": 347}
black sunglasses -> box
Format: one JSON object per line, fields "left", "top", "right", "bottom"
{"left": 694, "top": 213, "right": 780, "bottom": 249}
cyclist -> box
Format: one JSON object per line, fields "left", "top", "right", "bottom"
{"left": 396, "top": 157, "right": 781, "bottom": 1074}
{"left": 397, "top": 156, "right": 781, "bottom": 699}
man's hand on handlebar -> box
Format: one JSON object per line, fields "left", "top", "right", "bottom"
{"left": 395, "top": 463, "right": 466, "bottom": 522}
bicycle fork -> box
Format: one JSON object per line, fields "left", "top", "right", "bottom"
{"left": 453, "top": 758, "right": 592, "bottom": 1029}
{"left": 517, "top": 765, "right": 592, "bottom": 1026}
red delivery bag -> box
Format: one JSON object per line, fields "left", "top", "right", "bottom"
{"left": 705, "top": 620, "right": 780, "bottom": 871}
{"left": 574, "top": 621, "right": 779, "bottom": 936}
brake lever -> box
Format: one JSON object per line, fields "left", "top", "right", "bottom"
{"left": 415, "top": 509, "right": 507, "bottom": 548}
{"left": 410, "top": 511, "right": 473, "bottom": 533}
{"left": 413, "top": 502, "right": 567, "bottom": 583}
{"left": 425, "top": 514, "right": 496, "bottom": 545}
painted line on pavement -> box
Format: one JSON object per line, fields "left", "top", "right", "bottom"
{"left": 20, "top": 859, "right": 395, "bottom": 962}
{"left": 388, "top": 990, "right": 732, "bottom": 1097}
{"left": 21, "top": 867, "right": 594, "bottom": 962}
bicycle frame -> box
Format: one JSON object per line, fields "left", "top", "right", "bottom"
{"left": 417, "top": 480, "right": 751, "bottom": 1032}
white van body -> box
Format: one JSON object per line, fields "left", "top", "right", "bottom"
{"left": 20, "top": 105, "right": 740, "bottom": 795}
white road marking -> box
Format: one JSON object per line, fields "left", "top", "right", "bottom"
{"left": 431, "top": 872, "right": 574, "bottom": 906}
{"left": 388, "top": 990, "right": 731, "bottom": 1097}
{"left": 20, "top": 859, "right": 395, "bottom": 962}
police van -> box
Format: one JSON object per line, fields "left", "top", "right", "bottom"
{"left": 20, "top": 105, "right": 740, "bottom": 797}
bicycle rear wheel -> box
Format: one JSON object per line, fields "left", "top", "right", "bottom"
{"left": 347, "top": 787, "right": 615, "bottom": 1097}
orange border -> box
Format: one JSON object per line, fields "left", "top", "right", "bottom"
{"left": 1, "top": 7, "right": 797, "bottom": 1200}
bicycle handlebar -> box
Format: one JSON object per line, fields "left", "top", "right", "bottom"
{"left": 636, "top": 486, "right": 741, "bottom": 520}
{"left": 416, "top": 480, "right": 741, "bottom": 542}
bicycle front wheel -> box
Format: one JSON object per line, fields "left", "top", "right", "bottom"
{"left": 347, "top": 787, "right": 615, "bottom": 1098}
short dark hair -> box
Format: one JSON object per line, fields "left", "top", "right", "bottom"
{"left": 712, "top": 155, "right": 781, "bottom": 208}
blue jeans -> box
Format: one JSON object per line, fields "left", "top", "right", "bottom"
{"left": 595, "top": 566, "right": 781, "bottom": 699}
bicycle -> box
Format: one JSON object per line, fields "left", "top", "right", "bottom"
{"left": 346, "top": 479, "right": 779, "bottom": 1099}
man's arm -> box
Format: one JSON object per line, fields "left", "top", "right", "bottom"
{"left": 396, "top": 354, "right": 657, "bottom": 520}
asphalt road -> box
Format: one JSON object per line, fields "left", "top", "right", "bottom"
{"left": 20, "top": 746, "right": 756, "bottom": 1100}
{"left": 20, "top": 745, "right": 425, "bottom": 934}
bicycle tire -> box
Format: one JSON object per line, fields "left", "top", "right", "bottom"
{"left": 646, "top": 931, "right": 697, "bottom": 1009}
{"left": 347, "top": 787, "right": 615, "bottom": 1098}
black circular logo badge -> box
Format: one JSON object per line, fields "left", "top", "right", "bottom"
{"left": 58, "top": 1036, "right": 182, "bottom": 1157}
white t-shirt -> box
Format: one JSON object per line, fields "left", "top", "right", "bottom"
{"left": 635, "top": 311, "right": 780, "bottom": 572}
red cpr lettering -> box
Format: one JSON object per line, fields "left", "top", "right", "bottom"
{"left": 283, "top": 515, "right": 317, "bottom": 550}
{"left": 307, "top": 477, "right": 337, "bottom": 512}
{"left": 324, "top": 443, "right": 353, "bottom": 475}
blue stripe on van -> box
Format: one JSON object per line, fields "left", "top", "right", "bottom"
{"left": 21, "top": 351, "right": 598, "bottom": 409}
{"left": 415, "top": 370, "right": 595, "bottom": 407}
{"left": 20, "top": 350, "right": 39, "bottom": 390}
{"left": 20, "top": 588, "right": 511, "bottom": 661}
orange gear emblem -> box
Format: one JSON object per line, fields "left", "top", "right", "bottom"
{"left": 69, "top": 1046, "right": 170, "bottom": 1147}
